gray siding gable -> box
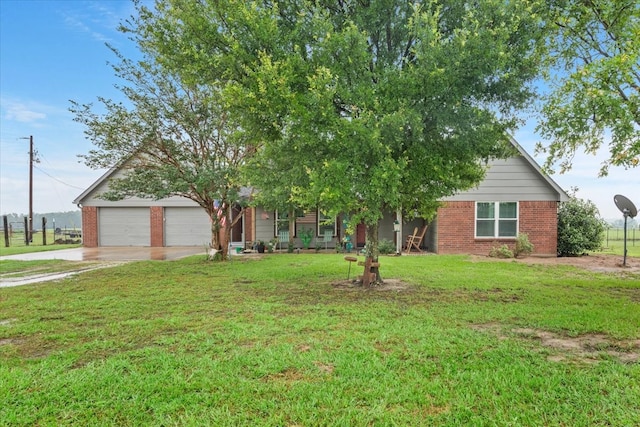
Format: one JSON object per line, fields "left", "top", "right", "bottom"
{"left": 444, "top": 137, "right": 569, "bottom": 203}
{"left": 73, "top": 166, "right": 200, "bottom": 207}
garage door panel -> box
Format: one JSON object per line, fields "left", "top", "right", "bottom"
{"left": 165, "top": 207, "right": 210, "bottom": 246}
{"left": 99, "top": 208, "right": 150, "bottom": 246}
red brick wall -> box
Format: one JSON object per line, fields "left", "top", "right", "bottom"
{"left": 436, "top": 200, "right": 559, "bottom": 256}
{"left": 437, "top": 201, "right": 476, "bottom": 254}
{"left": 150, "top": 206, "right": 164, "bottom": 247}
{"left": 81, "top": 206, "right": 98, "bottom": 247}
{"left": 519, "top": 201, "right": 558, "bottom": 255}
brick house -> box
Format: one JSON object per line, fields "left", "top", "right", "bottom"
{"left": 426, "top": 138, "right": 569, "bottom": 255}
{"left": 74, "top": 137, "right": 568, "bottom": 255}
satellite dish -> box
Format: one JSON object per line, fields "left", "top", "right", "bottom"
{"left": 614, "top": 194, "right": 638, "bottom": 218}
{"left": 613, "top": 194, "right": 638, "bottom": 267}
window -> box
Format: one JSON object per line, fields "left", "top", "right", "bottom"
{"left": 275, "top": 210, "right": 289, "bottom": 236}
{"left": 317, "top": 210, "right": 336, "bottom": 237}
{"left": 476, "top": 202, "right": 518, "bottom": 238}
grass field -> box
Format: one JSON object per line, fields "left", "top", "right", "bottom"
{"left": 1, "top": 254, "right": 639, "bottom": 426}
{"left": 0, "top": 229, "right": 81, "bottom": 257}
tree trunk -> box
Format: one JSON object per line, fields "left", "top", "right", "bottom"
{"left": 208, "top": 206, "right": 228, "bottom": 260}
{"left": 209, "top": 216, "right": 224, "bottom": 260}
{"left": 209, "top": 206, "right": 246, "bottom": 261}
{"left": 362, "top": 221, "right": 382, "bottom": 287}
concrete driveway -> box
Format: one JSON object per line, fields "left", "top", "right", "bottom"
{"left": 1, "top": 247, "right": 206, "bottom": 287}
{"left": 0, "top": 246, "right": 205, "bottom": 262}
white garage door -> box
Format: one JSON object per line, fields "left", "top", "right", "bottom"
{"left": 98, "top": 207, "right": 150, "bottom": 246}
{"left": 164, "top": 207, "right": 211, "bottom": 246}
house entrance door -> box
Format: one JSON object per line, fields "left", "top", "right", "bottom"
{"left": 356, "top": 222, "right": 366, "bottom": 248}
{"left": 230, "top": 205, "right": 243, "bottom": 245}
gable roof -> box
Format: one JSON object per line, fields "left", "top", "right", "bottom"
{"left": 507, "top": 135, "right": 570, "bottom": 202}
{"left": 73, "top": 165, "right": 119, "bottom": 206}
{"left": 73, "top": 163, "right": 254, "bottom": 206}
{"left": 441, "top": 135, "right": 570, "bottom": 203}
{"left": 74, "top": 135, "right": 569, "bottom": 206}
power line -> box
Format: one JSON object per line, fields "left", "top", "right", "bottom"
{"left": 33, "top": 165, "right": 85, "bottom": 190}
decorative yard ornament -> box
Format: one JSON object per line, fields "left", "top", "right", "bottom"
{"left": 613, "top": 195, "right": 638, "bottom": 267}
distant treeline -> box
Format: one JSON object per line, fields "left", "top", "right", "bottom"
{"left": 608, "top": 218, "right": 638, "bottom": 229}
{"left": 2, "top": 211, "right": 82, "bottom": 230}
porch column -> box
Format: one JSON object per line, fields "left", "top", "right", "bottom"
{"left": 396, "top": 209, "right": 403, "bottom": 254}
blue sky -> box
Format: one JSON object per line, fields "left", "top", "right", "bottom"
{"left": 0, "top": 0, "right": 637, "bottom": 220}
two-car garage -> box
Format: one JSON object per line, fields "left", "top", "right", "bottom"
{"left": 75, "top": 169, "right": 247, "bottom": 248}
{"left": 96, "top": 207, "right": 210, "bottom": 247}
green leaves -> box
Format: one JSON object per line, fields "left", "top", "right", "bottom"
{"left": 557, "top": 193, "right": 607, "bottom": 256}
{"left": 537, "top": 0, "right": 640, "bottom": 175}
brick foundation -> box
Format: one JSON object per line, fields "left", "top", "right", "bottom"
{"left": 436, "top": 201, "right": 559, "bottom": 256}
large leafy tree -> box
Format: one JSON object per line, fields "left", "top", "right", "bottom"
{"left": 71, "top": 18, "right": 256, "bottom": 260}
{"left": 537, "top": 0, "right": 640, "bottom": 175}
{"left": 136, "top": 0, "right": 548, "bottom": 284}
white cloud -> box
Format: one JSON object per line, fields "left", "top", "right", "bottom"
{"left": 2, "top": 101, "right": 47, "bottom": 123}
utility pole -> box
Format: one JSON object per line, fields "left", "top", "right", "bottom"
{"left": 29, "top": 135, "right": 33, "bottom": 243}
{"left": 20, "top": 135, "right": 34, "bottom": 243}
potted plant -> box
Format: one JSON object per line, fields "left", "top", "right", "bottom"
{"left": 268, "top": 237, "right": 279, "bottom": 253}
{"left": 255, "top": 240, "right": 265, "bottom": 253}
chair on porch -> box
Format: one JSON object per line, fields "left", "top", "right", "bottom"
{"left": 322, "top": 229, "right": 333, "bottom": 250}
{"left": 404, "top": 227, "right": 418, "bottom": 252}
{"left": 278, "top": 230, "right": 289, "bottom": 251}
{"left": 405, "top": 225, "right": 428, "bottom": 253}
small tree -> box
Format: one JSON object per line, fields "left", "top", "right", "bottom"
{"left": 557, "top": 193, "right": 606, "bottom": 256}
{"left": 71, "top": 11, "right": 256, "bottom": 261}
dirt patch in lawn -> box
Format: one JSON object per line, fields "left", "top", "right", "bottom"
{"left": 331, "top": 278, "right": 413, "bottom": 292}
{"left": 471, "top": 323, "right": 640, "bottom": 364}
{"left": 470, "top": 253, "right": 640, "bottom": 274}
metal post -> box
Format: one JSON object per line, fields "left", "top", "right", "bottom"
{"left": 395, "top": 209, "right": 402, "bottom": 255}
{"left": 3, "top": 215, "right": 9, "bottom": 247}
{"left": 623, "top": 212, "right": 628, "bottom": 267}
{"left": 42, "top": 217, "right": 47, "bottom": 246}
{"left": 29, "top": 135, "right": 33, "bottom": 243}
{"left": 24, "top": 216, "right": 29, "bottom": 246}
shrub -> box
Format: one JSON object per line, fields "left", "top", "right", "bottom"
{"left": 378, "top": 238, "right": 396, "bottom": 255}
{"left": 557, "top": 194, "right": 606, "bottom": 256}
{"left": 514, "top": 233, "right": 534, "bottom": 258}
{"left": 489, "top": 244, "right": 514, "bottom": 259}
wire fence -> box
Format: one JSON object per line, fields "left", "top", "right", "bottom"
{"left": 1, "top": 215, "right": 81, "bottom": 248}
{"left": 605, "top": 227, "right": 639, "bottom": 247}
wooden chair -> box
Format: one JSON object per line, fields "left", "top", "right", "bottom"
{"left": 405, "top": 225, "right": 427, "bottom": 253}
{"left": 404, "top": 227, "right": 418, "bottom": 252}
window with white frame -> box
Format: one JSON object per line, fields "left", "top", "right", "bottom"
{"left": 476, "top": 202, "right": 518, "bottom": 238}
{"left": 317, "top": 210, "right": 337, "bottom": 237}
{"left": 275, "top": 210, "right": 289, "bottom": 235}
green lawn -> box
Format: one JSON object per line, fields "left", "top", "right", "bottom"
{"left": 1, "top": 254, "right": 639, "bottom": 426}
{"left": 0, "top": 229, "right": 80, "bottom": 257}
{"left": 601, "top": 243, "right": 640, "bottom": 257}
